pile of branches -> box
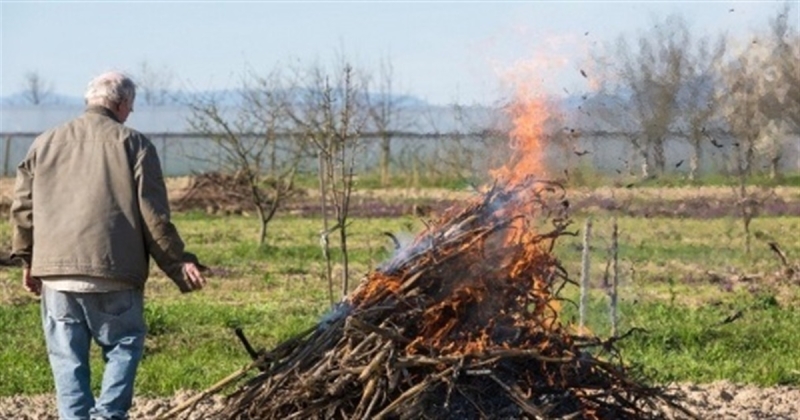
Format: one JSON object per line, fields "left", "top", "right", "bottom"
{"left": 172, "top": 171, "right": 253, "bottom": 214}
{"left": 219, "top": 178, "right": 691, "bottom": 420}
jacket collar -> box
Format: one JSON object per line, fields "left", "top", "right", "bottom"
{"left": 85, "top": 105, "right": 122, "bottom": 124}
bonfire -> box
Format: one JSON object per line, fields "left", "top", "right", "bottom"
{"left": 165, "top": 85, "right": 694, "bottom": 420}
{"left": 206, "top": 176, "right": 690, "bottom": 420}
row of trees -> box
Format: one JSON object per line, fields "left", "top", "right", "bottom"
{"left": 185, "top": 56, "right": 415, "bottom": 301}
{"left": 585, "top": 4, "right": 799, "bottom": 180}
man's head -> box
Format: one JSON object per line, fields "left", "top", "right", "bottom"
{"left": 84, "top": 71, "right": 137, "bottom": 123}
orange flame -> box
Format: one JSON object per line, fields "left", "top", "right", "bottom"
{"left": 490, "top": 80, "right": 550, "bottom": 185}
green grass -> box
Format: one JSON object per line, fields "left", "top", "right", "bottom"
{"left": 0, "top": 297, "right": 327, "bottom": 396}
{"left": 1, "top": 199, "right": 800, "bottom": 396}
{"left": 560, "top": 291, "right": 800, "bottom": 386}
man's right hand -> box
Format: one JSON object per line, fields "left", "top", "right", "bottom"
{"left": 22, "top": 267, "right": 42, "bottom": 296}
{"left": 182, "top": 262, "right": 207, "bottom": 290}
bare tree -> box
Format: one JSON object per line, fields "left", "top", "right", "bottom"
{"left": 676, "top": 34, "right": 726, "bottom": 180}
{"left": 756, "top": 3, "right": 800, "bottom": 179}
{"left": 368, "top": 57, "right": 412, "bottom": 187}
{"left": 612, "top": 14, "right": 690, "bottom": 176}
{"left": 134, "top": 62, "right": 176, "bottom": 106}
{"left": 585, "top": 90, "right": 647, "bottom": 177}
{"left": 768, "top": 2, "right": 800, "bottom": 130}
{"left": 21, "top": 71, "right": 55, "bottom": 105}
{"left": 446, "top": 102, "right": 509, "bottom": 183}
{"left": 186, "top": 69, "right": 301, "bottom": 246}
{"left": 719, "top": 42, "right": 772, "bottom": 254}
{"left": 708, "top": 3, "right": 799, "bottom": 255}
{"left": 285, "top": 57, "right": 371, "bottom": 302}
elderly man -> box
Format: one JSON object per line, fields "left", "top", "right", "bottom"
{"left": 10, "top": 71, "right": 207, "bottom": 420}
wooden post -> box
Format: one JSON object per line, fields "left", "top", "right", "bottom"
{"left": 610, "top": 217, "right": 619, "bottom": 337}
{"left": 579, "top": 217, "right": 592, "bottom": 335}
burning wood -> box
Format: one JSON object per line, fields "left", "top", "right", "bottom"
{"left": 216, "top": 177, "right": 690, "bottom": 419}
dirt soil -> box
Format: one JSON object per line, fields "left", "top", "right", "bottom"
{"left": 1, "top": 381, "right": 800, "bottom": 419}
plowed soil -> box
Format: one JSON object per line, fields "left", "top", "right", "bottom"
{"left": 2, "top": 381, "right": 800, "bottom": 419}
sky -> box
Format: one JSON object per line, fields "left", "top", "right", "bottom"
{"left": 1, "top": 1, "right": 795, "bottom": 106}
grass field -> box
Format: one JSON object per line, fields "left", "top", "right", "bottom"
{"left": 1, "top": 183, "right": 800, "bottom": 397}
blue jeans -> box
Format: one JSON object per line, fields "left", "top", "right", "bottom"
{"left": 41, "top": 286, "right": 146, "bottom": 420}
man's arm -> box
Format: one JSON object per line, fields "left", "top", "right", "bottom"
{"left": 11, "top": 151, "right": 42, "bottom": 295}
{"left": 134, "top": 137, "right": 206, "bottom": 292}
{"left": 10, "top": 154, "right": 35, "bottom": 268}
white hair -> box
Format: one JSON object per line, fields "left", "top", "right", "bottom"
{"left": 84, "top": 71, "right": 136, "bottom": 107}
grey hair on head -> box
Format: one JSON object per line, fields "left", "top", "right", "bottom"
{"left": 84, "top": 71, "right": 137, "bottom": 107}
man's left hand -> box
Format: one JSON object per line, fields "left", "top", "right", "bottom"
{"left": 182, "top": 262, "right": 207, "bottom": 291}
{"left": 22, "top": 267, "right": 42, "bottom": 296}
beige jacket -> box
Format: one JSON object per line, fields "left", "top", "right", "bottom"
{"left": 10, "top": 106, "right": 200, "bottom": 292}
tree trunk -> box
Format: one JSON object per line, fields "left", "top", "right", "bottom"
{"left": 689, "top": 140, "right": 702, "bottom": 181}
{"left": 318, "top": 153, "right": 334, "bottom": 306}
{"left": 626, "top": 144, "right": 636, "bottom": 176}
{"left": 652, "top": 138, "right": 666, "bottom": 176}
{"left": 380, "top": 135, "right": 391, "bottom": 187}
{"left": 339, "top": 224, "right": 350, "bottom": 299}
{"left": 258, "top": 209, "right": 268, "bottom": 246}
{"left": 769, "top": 154, "right": 781, "bottom": 180}
{"left": 640, "top": 147, "right": 650, "bottom": 178}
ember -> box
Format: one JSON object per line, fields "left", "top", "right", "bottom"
{"left": 215, "top": 177, "right": 691, "bottom": 420}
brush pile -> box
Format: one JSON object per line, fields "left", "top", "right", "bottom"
{"left": 172, "top": 171, "right": 252, "bottom": 214}
{"left": 219, "top": 177, "right": 689, "bottom": 419}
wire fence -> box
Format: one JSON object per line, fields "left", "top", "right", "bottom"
{"left": 2, "top": 131, "right": 798, "bottom": 179}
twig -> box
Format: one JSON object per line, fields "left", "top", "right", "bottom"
{"left": 372, "top": 367, "right": 454, "bottom": 420}
{"left": 768, "top": 241, "right": 789, "bottom": 266}
{"left": 348, "top": 317, "right": 411, "bottom": 344}
{"left": 488, "top": 374, "right": 546, "bottom": 419}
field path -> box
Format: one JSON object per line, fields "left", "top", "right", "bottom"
{"left": 2, "top": 381, "right": 800, "bottom": 419}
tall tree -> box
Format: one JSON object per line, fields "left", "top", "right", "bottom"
{"left": 285, "top": 57, "right": 371, "bottom": 302}
{"left": 755, "top": 3, "right": 800, "bottom": 179}
{"left": 768, "top": 2, "right": 800, "bottom": 129}
{"left": 368, "top": 57, "right": 412, "bottom": 187}
{"left": 612, "top": 14, "right": 690, "bottom": 176}
{"left": 719, "top": 36, "right": 775, "bottom": 254}
{"left": 676, "top": 34, "right": 726, "bottom": 180}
